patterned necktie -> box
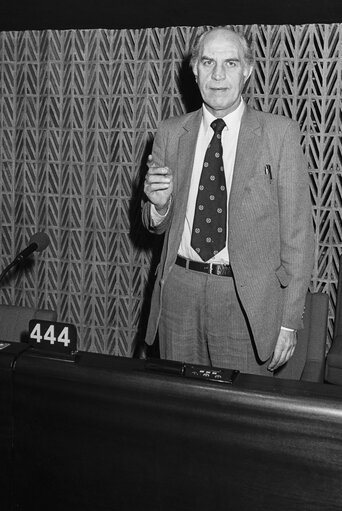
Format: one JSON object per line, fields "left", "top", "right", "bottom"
{"left": 191, "top": 118, "right": 227, "bottom": 261}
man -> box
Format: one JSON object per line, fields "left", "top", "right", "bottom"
{"left": 142, "top": 26, "right": 314, "bottom": 377}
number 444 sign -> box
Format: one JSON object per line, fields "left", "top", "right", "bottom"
{"left": 29, "top": 320, "right": 77, "bottom": 355}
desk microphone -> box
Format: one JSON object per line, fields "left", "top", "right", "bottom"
{"left": 0, "top": 232, "right": 50, "bottom": 282}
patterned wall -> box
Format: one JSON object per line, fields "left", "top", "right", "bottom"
{"left": 0, "top": 24, "right": 341, "bottom": 355}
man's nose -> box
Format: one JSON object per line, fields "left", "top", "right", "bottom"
{"left": 212, "top": 63, "right": 226, "bottom": 80}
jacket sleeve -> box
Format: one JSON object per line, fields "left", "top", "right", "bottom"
{"left": 278, "top": 120, "right": 315, "bottom": 330}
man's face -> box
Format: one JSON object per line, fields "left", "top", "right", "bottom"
{"left": 194, "top": 29, "right": 252, "bottom": 117}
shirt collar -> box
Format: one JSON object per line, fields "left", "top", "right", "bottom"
{"left": 202, "top": 98, "right": 245, "bottom": 133}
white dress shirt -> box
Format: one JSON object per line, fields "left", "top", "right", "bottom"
{"left": 152, "top": 99, "right": 245, "bottom": 264}
{"left": 178, "top": 101, "right": 245, "bottom": 263}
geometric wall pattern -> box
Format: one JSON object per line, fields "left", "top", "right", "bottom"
{"left": 0, "top": 24, "right": 341, "bottom": 355}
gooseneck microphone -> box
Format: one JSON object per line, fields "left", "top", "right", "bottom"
{"left": 0, "top": 232, "right": 50, "bottom": 282}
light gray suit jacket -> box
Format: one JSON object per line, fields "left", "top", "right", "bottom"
{"left": 142, "top": 105, "right": 314, "bottom": 361}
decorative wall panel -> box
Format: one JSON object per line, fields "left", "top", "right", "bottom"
{"left": 0, "top": 25, "right": 341, "bottom": 354}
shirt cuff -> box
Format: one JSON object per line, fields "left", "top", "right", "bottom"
{"left": 150, "top": 198, "right": 171, "bottom": 226}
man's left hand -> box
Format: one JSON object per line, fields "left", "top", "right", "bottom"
{"left": 268, "top": 329, "right": 297, "bottom": 372}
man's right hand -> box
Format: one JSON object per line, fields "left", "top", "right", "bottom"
{"left": 144, "top": 155, "right": 173, "bottom": 215}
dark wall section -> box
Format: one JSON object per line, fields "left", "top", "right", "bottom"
{"left": 0, "top": 0, "right": 341, "bottom": 31}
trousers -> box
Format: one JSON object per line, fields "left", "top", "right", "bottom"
{"left": 158, "top": 263, "right": 271, "bottom": 376}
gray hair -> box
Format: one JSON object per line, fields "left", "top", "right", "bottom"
{"left": 190, "top": 26, "right": 253, "bottom": 71}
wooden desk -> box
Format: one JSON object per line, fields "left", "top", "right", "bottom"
{"left": 2, "top": 347, "right": 342, "bottom": 510}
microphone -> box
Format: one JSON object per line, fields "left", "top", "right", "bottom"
{"left": 12, "top": 232, "right": 50, "bottom": 265}
{"left": 0, "top": 232, "right": 50, "bottom": 282}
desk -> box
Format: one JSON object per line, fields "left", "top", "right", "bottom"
{"left": 0, "top": 342, "right": 30, "bottom": 510}
{"left": 2, "top": 346, "right": 342, "bottom": 510}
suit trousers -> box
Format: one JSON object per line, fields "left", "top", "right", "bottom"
{"left": 158, "top": 263, "right": 271, "bottom": 376}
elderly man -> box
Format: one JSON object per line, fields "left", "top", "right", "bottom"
{"left": 142, "top": 26, "right": 314, "bottom": 377}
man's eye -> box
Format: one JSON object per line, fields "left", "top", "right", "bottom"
{"left": 226, "top": 61, "right": 237, "bottom": 67}
{"left": 202, "top": 60, "right": 213, "bottom": 66}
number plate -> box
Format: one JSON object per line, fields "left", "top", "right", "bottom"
{"left": 29, "top": 320, "right": 77, "bottom": 354}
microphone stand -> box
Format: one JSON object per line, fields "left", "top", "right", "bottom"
{"left": 0, "top": 260, "right": 18, "bottom": 283}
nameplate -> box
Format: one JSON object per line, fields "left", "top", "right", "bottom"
{"left": 29, "top": 320, "right": 77, "bottom": 355}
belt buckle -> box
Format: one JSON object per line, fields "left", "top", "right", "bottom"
{"left": 208, "top": 263, "right": 213, "bottom": 275}
{"left": 215, "top": 264, "right": 224, "bottom": 276}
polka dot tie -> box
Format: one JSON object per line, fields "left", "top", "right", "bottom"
{"left": 191, "top": 118, "right": 227, "bottom": 261}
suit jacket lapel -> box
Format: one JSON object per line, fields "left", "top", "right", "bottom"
{"left": 172, "top": 109, "right": 202, "bottom": 240}
{"left": 177, "top": 109, "right": 202, "bottom": 195}
{"left": 229, "top": 105, "right": 262, "bottom": 221}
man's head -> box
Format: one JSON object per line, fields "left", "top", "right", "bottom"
{"left": 190, "top": 27, "right": 253, "bottom": 117}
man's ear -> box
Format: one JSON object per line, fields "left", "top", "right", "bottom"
{"left": 192, "top": 62, "right": 198, "bottom": 82}
{"left": 244, "top": 65, "right": 253, "bottom": 83}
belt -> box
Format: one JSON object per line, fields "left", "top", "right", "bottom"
{"left": 175, "top": 255, "right": 233, "bottom": 277}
